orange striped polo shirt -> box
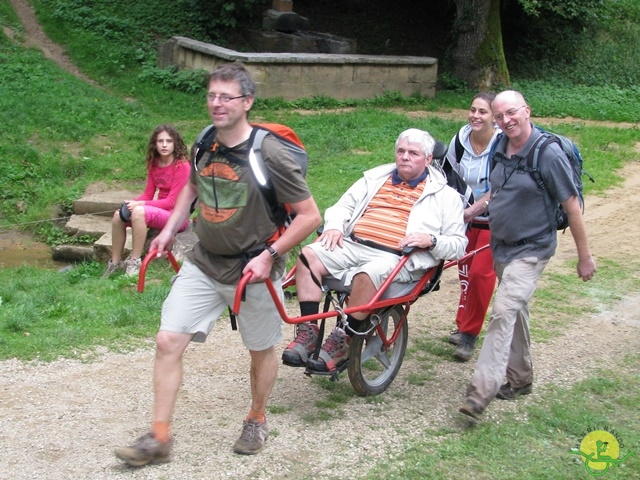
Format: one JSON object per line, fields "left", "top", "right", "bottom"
{"left": 352, "top": 175, "right": 426, "bottom": 250}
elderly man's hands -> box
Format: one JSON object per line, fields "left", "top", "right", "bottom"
{"left": 398, "top": 233, "right": 435, "bottom": 250}
{"left": 318, "top": 229, "right": 344, "bottom": 251}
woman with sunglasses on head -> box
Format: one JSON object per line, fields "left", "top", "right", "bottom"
{"left": 443, "top": 92, "right": 501, "bottom": 361}
{"left": 103, "top": 124, "right": 190, "bottom": 277}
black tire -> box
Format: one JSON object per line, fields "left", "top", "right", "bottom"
{"left": 347, "top": 305, "right": 408, "bottom": 396}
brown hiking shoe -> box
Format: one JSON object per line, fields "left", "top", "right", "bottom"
{"left": 281, "top": 323, "right": 319, "bottom": 367}
{"left": 114, "top": 432, "right": 172, "bottom": 467}
{"left": 233, "top": 418, "right": 269, "bottom": 455}
{"left": 459, "top": 400, "right": 483, "bottom": 420}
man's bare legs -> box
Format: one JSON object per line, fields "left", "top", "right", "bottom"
{"left": 153, "top": 331, "right": 193, "bottom": 429}
{"left": 249, "top": 346, "right": 278, "bottom": 415}
{"left": 296, "top": 247, "right": 376, "bottom": 318}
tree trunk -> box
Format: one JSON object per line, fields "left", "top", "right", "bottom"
{"left": 451, "top": 0, "right": 509, "bottom": 90}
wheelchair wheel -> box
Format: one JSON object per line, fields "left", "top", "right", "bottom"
{"left": 347, "top": 305, "right": 408, "bottom": 396}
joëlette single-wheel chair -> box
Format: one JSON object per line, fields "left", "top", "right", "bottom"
{"left": 230, "top": 245, "right": 488, "bottom": 396}
{"left": 139, "top": 245, "right": 487, "bottom": 396}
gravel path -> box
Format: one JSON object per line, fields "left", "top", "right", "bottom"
{"left": 2, "top": 163, "right": 640, "bottom": 479}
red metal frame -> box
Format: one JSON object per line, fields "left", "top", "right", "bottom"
{"left": 137, "top": 249, "right": 180, "bottom": 293}
{"left": 137, "top": 244, "right": 490, "bottom": 353}
{"left": 232, "top": 245, "right": 490, "bottom": 333}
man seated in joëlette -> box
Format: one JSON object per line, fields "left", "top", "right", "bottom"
{"left": 282, "top": 128, "right": 468, "bottom": 372}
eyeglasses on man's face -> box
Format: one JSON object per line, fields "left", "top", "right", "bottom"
{"left": 493, "top": 105, "right": 527, "bottom": 122}
{"left": 206, "top": 93, "right": 247, "bottom": 104}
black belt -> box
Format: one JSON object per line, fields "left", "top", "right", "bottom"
{"left": 499, "top": 233, "right": 548, "bottom": 247}
{"left": 349, "top": 234, "right": 402, "bottom": 256}
{"left": 470, "top": 222, "right": 490, "bottom": 230}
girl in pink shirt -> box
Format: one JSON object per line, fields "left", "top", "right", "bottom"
{"left": 103, "top": 125, "right": 190, "bottom": 277}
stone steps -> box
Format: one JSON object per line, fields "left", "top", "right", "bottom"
{"left": 52, "top": 186, "right": 196, "bottom": 264}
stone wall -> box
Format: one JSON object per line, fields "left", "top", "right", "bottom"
{"left": 158, "top": 36, "right": 437, "bottom": 100}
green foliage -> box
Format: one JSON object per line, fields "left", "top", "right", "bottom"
{"left": 138, "top": 64, "right": 210, "bottom": 94}
{"left": 517, "top": 0, "right": 606, "bottom": 21}
{"left": 28, "top": 0, "right": 640, "bottom": 92}
{"left": 0, "top": 0, "right": 20, "bottom": 31}
{"left": 435, "top": 71, "right": 469, "bottom": 93}
{"left": 505, "top": 0, "right": 640, "bottom": 88}
{"left": 33, "top": 0, "right": 262, "bottom": 71}
{"left": 517, "top": 80, "right": 640, "bottom": 122}
{"left": 0, "top": 45, "right": 154, "bottom": 227}
{"left": 35, "top": 224, "right": 98, "bottom": 247}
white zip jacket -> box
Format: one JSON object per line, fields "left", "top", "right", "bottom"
{"left": 323, "top": 163, "right": 468, "bottom": 276}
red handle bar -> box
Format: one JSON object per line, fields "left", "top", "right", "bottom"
{"left": 137, "top": 248, "right": 181, "bottom": 292}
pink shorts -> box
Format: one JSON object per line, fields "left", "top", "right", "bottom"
{"left": 127, "top": 206, "right": 189, "bottom": 232}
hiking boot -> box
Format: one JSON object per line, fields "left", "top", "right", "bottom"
{"left": 114, "top": 432, "right": 172, "bottom": 467}
{"left": 306, "top": 327, "right": 350, "bottom": 372}
{"left": 496, "top": 382, "right": 533, "bottom": 400}
{"left": 232, "top": 418, "right": 269, "bottom": 455}
{"left": 102, "top": 259, "right": 123, "bottom": 278}
{"left": 124, "top": 257, "right": 142, "bottom": 277}
{"left": 459, "top": 400, "right": 483, "bottom": 420}
{"left": 448, "top": 328, "right": 462, "bottom": 345}
{"left": 454, "top": 333, "right": 478, "bottom": 362}
{"left": 281, "top": 323, "right": 319, "bottom": 367}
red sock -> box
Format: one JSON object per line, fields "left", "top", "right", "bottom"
{"left": 246, "top": 408, "right": 266, "bottom": 424}
{"left": 152, "top": 421, "right": 170, "bottom": 443}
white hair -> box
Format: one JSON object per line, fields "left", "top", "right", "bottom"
{"left": 395, "top": 128, "right": 435, "bottom": 156}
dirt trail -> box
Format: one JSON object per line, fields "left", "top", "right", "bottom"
{"left": 7, "top": 0, "right": 99, "bottom": 86}
{"left": 2, "top": 2, "right": 640, "bottom": 479}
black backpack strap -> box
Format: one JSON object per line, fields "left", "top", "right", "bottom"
{"left": 190, "top": 125, "right": 217, "bottom": 214}
{"left": 526, "top": 133, "right": 564, "bottom": 232}
{"left": 454, "top": 132, "right": 464, "bottom": 163}
{"left": 488, "top": 133, "right": 503, "bottom": 171}
{"left": 193, "top": 125, "right": 217, "bottom": 166}
{"left": 526, "top": 133, "right": 556, "bottom": 190}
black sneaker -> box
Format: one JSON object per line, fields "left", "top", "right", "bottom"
{"left": 459, "top": 400, "right": 483, "bottom": 420}
{"left": 447, "top": 329, "right": 462, "bottom": 345}
{"left": 454, "top": 333, "right": 477, "bottom": 362}
{"left": 495, "top": 382, "right": 532, "bottom": 400}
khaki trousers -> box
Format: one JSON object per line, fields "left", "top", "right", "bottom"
{"left": 466, "top": 256, "right": 549, "bottom": 410}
